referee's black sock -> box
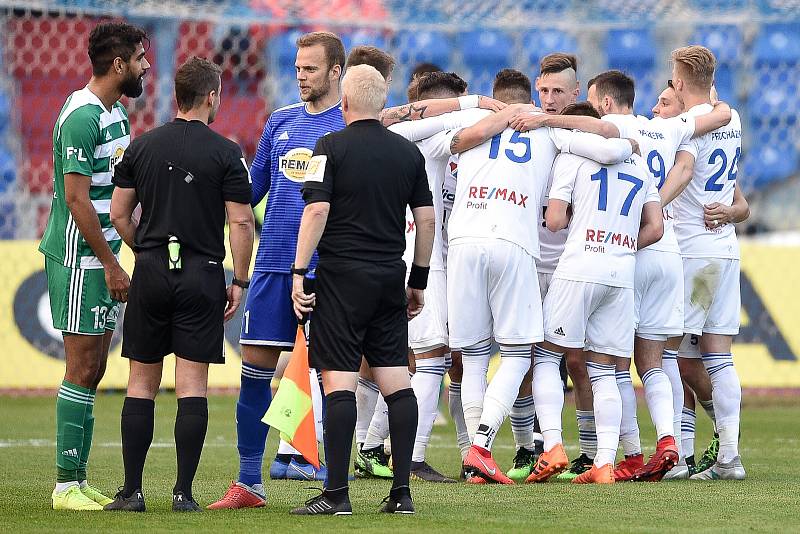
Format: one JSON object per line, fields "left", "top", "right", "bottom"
{"left": 173, "top": 397, "right": 208, "bottom": 500}
{"left": 323, "top": 390, "right": 356, "bottom": 501}
{"left": 385, "top": 388, "right": 418, "bottom": 493}
{"left": 121, "top": 397, "right": 155, "bottom": 497}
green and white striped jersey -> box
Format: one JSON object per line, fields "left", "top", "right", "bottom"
{"left": 39, "top": 87, "right": 130, "bottom": 269}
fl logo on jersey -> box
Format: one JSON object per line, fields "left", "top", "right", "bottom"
{"left": 279, "top": 147, "right": 314, "bottom": 182}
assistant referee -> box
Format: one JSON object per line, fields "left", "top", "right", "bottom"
{"left": 106, "top": 57, "right": 255, "bottom": 512}
{"left": 290, "top": 64, "right": 435, "bottom": 516}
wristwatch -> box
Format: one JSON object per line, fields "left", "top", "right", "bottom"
{"left": 290, "top": 263, "right": 309, "bottom": 276}
{"left": 232, "top": 278, "right": 250, "bottom": 289}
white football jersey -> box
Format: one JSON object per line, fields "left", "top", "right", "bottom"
{"left": 673, "top": 104, "right": 742, "bottom": 259}
{"left": 393, "top": 108, "right": 488, "bottom": 271}
{"left": 602, "top": 113, "right": 696, "bottom": 254}
{"left": 550, "top": 152, "right": 660, "bottom": 288}
{"left": 537, "top": 170, "right": 568, "bottom": 274}
{"left": 441, "top": 155, "right": 457, "bottom": 263}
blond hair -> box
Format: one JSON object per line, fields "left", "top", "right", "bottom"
{"left": 671, "top": 45, "right": 716, "bottom": 90}
{"left": 342, "top": 64, "right": 387, "bottom": 114}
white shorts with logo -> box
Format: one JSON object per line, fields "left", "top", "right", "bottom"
{"left": 678, "top": 333, "right": 701, "bottom": 359}
{"left": 544, "top": 278, "right": 634, "bottom": 358}
{"left": 537, "top": 270, "right": 553, "bottom": 301}
{"left": 682, "top": 257, "right": 741, "bottom": 336}
{"left": 408, "top": 269, "right": 448, "bottom": 353}
{"left": 447, "top": 239, "right": 543, "bottom": 348}
{"left": 634, "top": 248, "right": 684, "bottom": 341}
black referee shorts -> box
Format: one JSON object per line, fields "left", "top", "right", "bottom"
{"left": 309, "top": 258, "right": 408, "bottom": 372}
{"left": 122, "top": 247, "right": 227, "bottom": 364}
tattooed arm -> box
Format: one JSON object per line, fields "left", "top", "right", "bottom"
{"left": 380, "top": 95, "right": 506, "bottom": 126}
{"left": 448, "top": 103, "right": 535, "bottom": 154}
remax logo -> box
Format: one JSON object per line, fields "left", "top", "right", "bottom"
{"left": 468, "top": 186, "right": 528, "bottom": 207}
{"left": 585, "top": 228, "right": 637, "bottom": 252}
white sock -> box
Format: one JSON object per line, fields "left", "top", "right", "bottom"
{"left": 662, "top": 350, "right": 684, "bottom": 457}
{"left": 641, "top": 367, "right": 674, "bottom": 440}
{"left": 448, "top": 382, "right": 470, "bottom": 460}
{"left": 588, "top": 362, "right": 622, "bottom": 468}
{"left": 461, "top": 339, "right": 492, "bottom": 441}
{"left": 355, "top": 377, "right": 380, "bottom": 446}
{"left": 363, "top": 395, "right": 390, "bottom": 450}
{"left": 278, "top": 440, "right": 300, "bottom": 456}
{"left": 702, "top": 352, "right": 741, "bottom": 463}
{"left": 699, "top": 398, "right": 717, "bottom": 430}
{"left": 682, "top": 407, "right": 696, "bottom": 458}
{"left": 615, "top": 369, "right": 641, "bottom": 456}
{"left": 576, "top": 410, "right": 597, "bottom": 458}
{"left": 473, "top": 345, "right": 531, "bottom": 450}
{"left": 532, "top": 345, "right": 565, "bottom": 451}
{"left": 510, "top": 395, "right": 537, "bottom": 451}
{"left": 411, "top": 356, "right": 447, "bottom": 462}
{"left": 310, "top": 367, "right": 324, "bottom": 444}
{"left": 55, "top": 481, "right": 79, "bottom": 493}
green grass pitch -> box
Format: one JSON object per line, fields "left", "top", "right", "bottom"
{"left": 1, "top": 393, "right": 798, "bottom": 532}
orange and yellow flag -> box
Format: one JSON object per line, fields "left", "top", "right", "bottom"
{"left": 262, "top": 326, "right": 319, "bottom": 468}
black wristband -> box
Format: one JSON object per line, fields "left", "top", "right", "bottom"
{"left": 232, "top": 278, "right": 250, "bottom": 289}
{"left": 290, "top": 263, "right": 309, "bottom": 276}
{"left": 407, "top": 264, "right": 429, "bottom": 290}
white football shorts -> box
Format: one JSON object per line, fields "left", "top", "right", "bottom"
{"left": 682, "top": 258, "right": 741, "bottom": 336}
{"left": 447, "top": 239, "right": 543, "bottom": 348}
{"left": 544, "top": 278, "right": 634, "bottom": 358}
{"left": 537, "top": 270, "right": 553, "bottom": 301}
{"left": 634, "top": 248, "right": 684, "bottom": 341}
{"left": 408, "top": 269, "right": 448, "bottom": 353}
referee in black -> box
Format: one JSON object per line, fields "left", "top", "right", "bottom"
{"left": 290, "top": 64, "right": 435, "bottom": 516}
{"left": 106, "top": 57, "right": 254, "bottom": 512}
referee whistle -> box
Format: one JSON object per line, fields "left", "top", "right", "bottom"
{"left": 168, "top": 235, "right": 182, "bottom": 271}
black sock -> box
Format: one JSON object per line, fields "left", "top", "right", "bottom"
{"left": 121, "top": 397, "right": 155, "bottom": 497}
{"left": 322, "top": 390, "right": 356, "bottom": 500}
{"left": 385, "top": 388, "right": 417, "bottom": 492}
{"left": 173, "top": 397, "right": 208, "bottom": 500}
{"left": 275, "top": 453, "right": 293, "bottom": 463}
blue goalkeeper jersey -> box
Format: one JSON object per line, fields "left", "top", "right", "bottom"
{"left": 251, "top": 101, "right": 345, "bottom": 273}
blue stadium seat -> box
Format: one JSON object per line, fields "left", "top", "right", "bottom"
{"left": 0, "top": 91, "right": 9, "bottom": 135}
{"left": 0, "top": 147, "right": 16, "bottom": 195}
{"left": 393, "top": 30, "right": 451, "bottom": 69}
{"left": 713, "top": 63, "right": 737, "bottom": 107}
{"left": 459, "top": 30, "right": 515, "bottom": 97}
{"left": 691, "top": 25, "right": 742, "bottom": 64}
{"left": 689, "top": 0, "right": 748, "bottom": 11}
{"left": 0, "top": 200, "right": 15, "bottom": 239}
{"left": 753, "top": 23, "right": 800, "bottom": 65}
{"left": 742, "top": 143, "right": 799, "bottom": 188}
{"left": 384, "top": 0, "right": 446, "bottom": 23}
{"left": 521, "top": 29, "right": 578, "bottom": 72}
{"left": 268, "top": 28, "right": 307, "bottom": 69}
{"left": 606, "top": 29, "right": 655, "bottom": 70}
{"left": 271, "top": 71, "right": 300, "bottom": 109}
{"left": 626, "top": 68, "right": 657, "bottom": 117}
{"left": 340, "top": 29, "right": 389, "bottom": 53}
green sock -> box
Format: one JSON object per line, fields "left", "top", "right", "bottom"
{"left": 56, "top": 380, "right": 94, "bottom": 483}
{"left": 77, "top": 389, "right": 96, "bottom": 482}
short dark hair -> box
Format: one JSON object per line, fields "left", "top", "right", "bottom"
{"left": 88, "top": 22, "right": 148, "bottom": 76}
{"left": 175, "top": 57, "right": 222, "bottom": 112}
{"left": 346, "top": 46, "right": 396, "bottom": 80}
{"left": 587, "top": 70, "right": 635, "bottom": 109}
{"left": 410, "top": 62, "right": 442, "bottom": 82}
{"left": 540, "top": 53, "right": 578, "bottom": 76}
{"left": 493, "top": 68, "right": 531, "bottom": 103}
{"left": 561, "top": 101, "right": 601, "bottom": 118}
{"left": 416, "top": 71, "right": 468, "bottom": 99}
{"left": 296, "top": 31, "right": 346, "bottom": 74}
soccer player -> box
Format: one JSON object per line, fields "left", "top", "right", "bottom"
{"left": 659, "top": 45, "right": 746, "bottom": 480}
{"left": 584, "top": 70, "right": 732, "bottom": 481}
{"left": 511, "top": 53, "right": 598, "bottom": 481}
{"left": 39, "top": 21, "right": 149, "bottom": 511}
{"left": 209, "top": 31, "right": 346, "bottom": 510}
{"left": 531, "top": 107, "right": 663, "bottom": 484}
{"left": 442, "top": 71, "right": 637, "bottom": 484}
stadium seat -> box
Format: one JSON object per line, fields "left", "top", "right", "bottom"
{"left": 268, "top": 27, "right": 307, "bottom": 69}
{"left": 0, "top": 90, "right": 10, "bottom": 135}
{"left": 742, "top": 142, "right": 799, "bottom": 188}
{"left": 340, "top": 29, "right": 389, "bottom": 53}
{"left": 521, "top": 29, "right": 579, "bottom": 73}
{"left": 689, "top": 0, "right": 748, "bottom": 12}
{"left": 459, "top": 30, "right": 515, "bottom": 96}
{"left": 0, "top": 199, "right": 15, "bottom": 239}
{"left": 384, "top": 0, "right": 446, "bottom": 23}
{"left": 0, "top": 147, "right": 15, "bottom": 195}
{"left": 606, "top": 28, "right": 655, "bottom": 70}
{"left": 691, "top": 24, "right": 743, "bottom": 64}
{"left": 753, "top": 23, "right": 800, "bottom": 65}
{"left": 393, "top": 30, "right": 451, "bottom": 69}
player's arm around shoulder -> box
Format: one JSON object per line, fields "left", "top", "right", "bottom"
{"left": 660, "top": 149, "right": 695, "bottom": 206}
{"left": 691, "top": 101, "right": 732, "bottom": 138}
{"left": 638, "top": 199, "right": 664, "bottom": 250}
{"left": 545, "top": 154, "right": 580, "bottom": 232}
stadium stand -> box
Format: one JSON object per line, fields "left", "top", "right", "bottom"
{"left": 0, "top": 1, "right": 799, "bottom": 238}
